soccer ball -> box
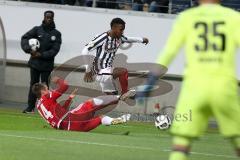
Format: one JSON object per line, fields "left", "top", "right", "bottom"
{"left": 155, "top": 114, "right": 171, "bottom": 130}
{"left": 29, "top": 38, "right": 40, "bottom": 51}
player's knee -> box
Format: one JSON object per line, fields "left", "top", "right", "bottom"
{"left": 236, "top": 148, "right": 240, "bottom": 157}
{"left": 230, "top": 136, "right": 240, "bottom": 156}
{"left": 113, "top": 67, "right": 128, "bottom": 76}
{"left": 172, "top": 145, "right": 190, "bottom": 155}
{"left": 172, "top": 136, "right": 192, "bottom": 154}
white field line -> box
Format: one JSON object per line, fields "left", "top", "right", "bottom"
{"left": 0, "top": 133, "right": 238, "bottom": 159}
{"left": 0, "top": 113, "right": 41, "bottom": 119}
{"left": 0, "top": 114, "right": 233, "bottom": 145}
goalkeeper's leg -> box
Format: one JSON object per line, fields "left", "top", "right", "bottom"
{"left": 230, "top": 137, "right": 240, "bottom": 156}
{"left": 169, "top": 136, "right": 192, "bottom": 160}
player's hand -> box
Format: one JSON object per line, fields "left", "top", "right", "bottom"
{"left": 31, "top": 51, "right": 41, "bottom": 58}
{"left": 51, "top": 76, "right": 61, "bottom": 83}
{"left": 143, "top": 38, "right": 149, "bottom": 45}
{"left": 69, "top": 88, "right": 78, "bottom": 99}
{"left": 30, "top": 50, "right": 37, "bottom": 56}
{"left": 84, "top": 71, "right": 94, "bottom": 83}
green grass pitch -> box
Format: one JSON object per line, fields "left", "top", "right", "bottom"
{"left": 0, "top": 107, "right": 237, "bottom": 160}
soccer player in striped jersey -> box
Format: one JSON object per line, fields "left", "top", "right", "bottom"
{"left": 81, "top": 17, "right": 149, "bottom": 95}
{"left": 137, "top": 0, "right": 240, "bottom": 159}
{"left": 33, "top": 76, "right": 134, "bottom": 132}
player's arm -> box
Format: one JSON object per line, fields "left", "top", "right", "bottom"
{"left": 157, "top": 15, "right": 186, "bottom": 67}
{"left": 61, "top": 97, "right": 73, "bottom": 110}
{"left": 121, "top": 35, "right": 149, "bottom": 44}
{"left": 137, "top": 14, "right": 186, "bottom": 98}
{"left": 51, "top": 77, "right": 69, "bottom": 100}
{"left": 82, "top": 33, "right": 108, "bottom": 54}
{"left": 61, "top": 89, "right": 78, "bottom": 110}
{"left": 21, "top": 26, "right": 38, "bottom": 53}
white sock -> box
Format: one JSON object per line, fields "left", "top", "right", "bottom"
{"left": 92, "top": 98, "right": 104, "bottom": 106}
{"left": 93, "top": 95, "right": 119, "bottom": 106}
{"left": 101, "top": 116, "right": 113, "bottom": 126}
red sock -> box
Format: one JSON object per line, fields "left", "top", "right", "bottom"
{"left": 119, "top": 69, "right": 128, "bottom": 94}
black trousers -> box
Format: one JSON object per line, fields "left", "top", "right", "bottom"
{"left": 24, "top": 68, "right": 51, "bottom": 112}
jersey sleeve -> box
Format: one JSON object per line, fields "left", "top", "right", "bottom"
{"left": 51, "top": 79, "right": 69, "bottom": 100}
{"left": 121, "top": 35, "right": 143, "bottom": 43}
{"left": 157, "top": 14, "right": 187, "bottom": 67}
{"left": 82, "top": 33, "right": 108, "bottom": 54}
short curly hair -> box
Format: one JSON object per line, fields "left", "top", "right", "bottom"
{"left": 44, "top": 10, "right": 54, "bottom": 17}
{"left": 110, "top": 18, "right": 125, "bottom": 28}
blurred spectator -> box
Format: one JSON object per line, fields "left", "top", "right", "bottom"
{"left": 20, "top": 0, "right": 64, "bottom": 3}
{"left": 132, "top": 0, "right": 143, "bottom": 11}
{"left": 132, "top": 0, "right": 169, "bottom": 13}
{"left": 85, "top": 0, "right": 93, "bottom": 7}
{"left": 117, "top": 0, "right": 132, "bottom": 10}
{"left": 97, "top": 0, "right": 117, "bottom": 9}
{"left": 149, "top": 0, "right": 169, "bottom": 13}
{"left": 192, "top": 0, "right": 199, "bottom": 6}
{"left": 21, "top": 10, "right": 62, "bottom": 113}
{"left": 64, "top": 0, "right": 85, "bottom": 6}
{"left": 142, "top": 3, "right": 149, "bottom": 12}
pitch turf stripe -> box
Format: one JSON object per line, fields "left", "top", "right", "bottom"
{"left": 0, "top": 133, "right": 237, "bottom": 159}
{"left": 0, "top": 133, "right": 155, "bottom": 151}
{"left": 163, "top": 149, "right": 237, "bottom": 159}
{"left": 0, "top": 113, "right": 41, "bottom": 119}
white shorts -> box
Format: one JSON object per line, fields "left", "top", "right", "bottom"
{"left": 95, "top": 67, "right": 117, "bottom": 93}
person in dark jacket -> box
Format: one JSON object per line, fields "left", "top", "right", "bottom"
{"left": 21, "top": 10, "right": 62, "bottom": 113}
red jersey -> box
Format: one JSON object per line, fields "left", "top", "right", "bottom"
{"left": 36, "top": 79, "right": 72, "bottom": 128}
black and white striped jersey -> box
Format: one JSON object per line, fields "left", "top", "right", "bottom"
{"left": 82, "top": 32, "right": 143, "bottom": 73}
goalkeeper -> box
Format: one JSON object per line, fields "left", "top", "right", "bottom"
{"left": 137, "top": 0, "right": 240, "bottom": 159}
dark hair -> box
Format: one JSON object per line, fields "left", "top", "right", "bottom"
{"left": 32, "top": 83, "right": 46, "bottom": 98}
{"left": 110, "top": 18, "right": 125, "bottom": 28}
{"left": 44, "top": 10, "right": 54, "bottom": 17}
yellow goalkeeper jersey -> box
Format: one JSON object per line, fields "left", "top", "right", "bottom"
{"left": 158, "top": 4, "right": 240, "bottom": 79}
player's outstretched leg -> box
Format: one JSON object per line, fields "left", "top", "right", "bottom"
{"left": 69, "top": 91, "right": 136, "bottom": 122}
{"left": 93, "top": 90, "right": 136, "bottom": 107}
{"left": 119, "top": 89, "right": 136, "bottom": 101}
{"left": 63, "top": 114, "right": 131, "bottom": 132}
{"left": 92, "top": 95, "right": 119, "bottom": 107}
{"left": 230, "top": 137, "right": 240, "bottom": 157}
{"left": 169, "top": 136, "right": 192, "bottom": 160}
{"left": 113, "top": 67, "right": 129, "bottom": 94}
{"left": 101, "top": 114, "right": 131, "bottom": 125}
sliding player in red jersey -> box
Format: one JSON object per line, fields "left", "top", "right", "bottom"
{"left": 33, "top": 76, "right": 134, "bottom": 132}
